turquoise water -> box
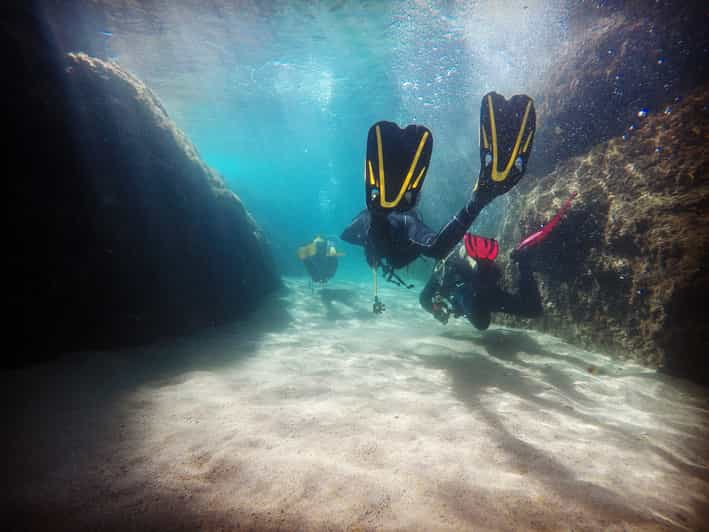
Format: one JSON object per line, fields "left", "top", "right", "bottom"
{"left": 91, "top": 0, "right": 570, "bottom": 278}
{"left": 9, "top": 3, "right": 709, "bottom": 529}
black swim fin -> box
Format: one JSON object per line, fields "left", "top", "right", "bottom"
{"left": 364, "top": 121, "right": 433, "bottom": 213}
{"left": 474, "top": 92, "right": 536, "bottom": 206}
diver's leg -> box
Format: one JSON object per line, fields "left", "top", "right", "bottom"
{"left": 409, "top": 92, "right": 536, "bottom": 261}
{"left": 408, "top": 195, "right": 487, "bottom": 260}
{"left": 466, "top": 305, "right": 492, "bottom": 330}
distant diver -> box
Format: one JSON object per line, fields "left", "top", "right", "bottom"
{"left": 420, "top": 193, "right": 577, "bottom": 329}
{"left": 340, "top": 91, "right": 536, "bottom": 313}
{"left": 297, "top": 236, "right": 344, "bottom": 284}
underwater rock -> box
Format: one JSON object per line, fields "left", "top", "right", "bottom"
{"left": 6, "top": 41, "right": 279, "bottom": 363}
{"left": 533, "top": 1, "right": 708, "bottom": 173}
{"left": 496, "top": 85, "right": 709, "bottom": 384}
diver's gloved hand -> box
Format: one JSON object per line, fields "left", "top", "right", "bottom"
{"left": 510, "top": 246, "right": 536, "bottom": 268}
{"left": 510, "top": 242, "right": 540, "bottom": 264}
{"left": 473, "top": 92, "right": 536, "bottom": 209}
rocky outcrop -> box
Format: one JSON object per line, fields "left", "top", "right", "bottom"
{"left": 533, "top": 1, "right": 708, "bottom": 174}
{"left": 496, "top": 85, "right": 709, "bottom": 383}
{"left": 492, "top": 1, "right": 709, "bottom": 384}
{"left": 6, "top": 10, "right": 279, "bottom": 364}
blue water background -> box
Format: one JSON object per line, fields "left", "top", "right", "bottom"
{"left": 77, "top": 1, "right": 571, "bottom": 280}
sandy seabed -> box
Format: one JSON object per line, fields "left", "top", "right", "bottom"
{"left": 4, "top": 278, "right": 709, "bottom": 531}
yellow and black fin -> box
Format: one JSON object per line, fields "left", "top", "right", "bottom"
{"left": 365, "top": 121, "right": 433, "bottom": 212}
{"left": 475, "top": 92, "right": 536, "bottom": 202}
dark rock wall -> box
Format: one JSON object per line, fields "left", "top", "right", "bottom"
{"left": 489, "top": 1, "right": 709, "bottom": 384}
{"left": 5, "top": 6, "right": 279, "bottom": 364}
{"left": 533, "top": 0, "right": 708, "bottom": 174}
{"left": 496, "top": 86, "right": 709, "bottom": 382}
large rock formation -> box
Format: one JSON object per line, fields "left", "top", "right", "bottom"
{"left": 496, "top": 85, "right": 708, "bottom": 382}
{"left": 489, "top": 1, "right": 709, "bottom": 384}
{"left": 6, "top": 8, "right": 279, "bottom": 364}
{"left": 533, "top": 1, "right": 708, "bottom": 174}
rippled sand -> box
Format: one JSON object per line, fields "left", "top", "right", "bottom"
{"left": 5, "top": 278, "right": 709, "bottom": 531}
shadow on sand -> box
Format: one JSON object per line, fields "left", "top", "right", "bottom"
{"left": 6, "top": 284, "right": 295, "bottom": 404}
{"left": 418, "top": 327, "right": 709, "bottom": 527}
{"left": 3, "top": 285, "right": 298, "bottom": 531}
{"left": 3, "top": 284, "right": 295, "bottom": 466}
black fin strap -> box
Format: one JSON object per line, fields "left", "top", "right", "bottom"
{"left": 381, "top": 262, "right": 414, "bottom": 289}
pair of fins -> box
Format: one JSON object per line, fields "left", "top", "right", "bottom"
{"left": 364, "top": 92, "right": 536, "bottom": 213}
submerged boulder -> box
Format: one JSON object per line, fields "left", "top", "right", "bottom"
{"left": 496, "top": 85, "right": 709, "bottom": 383}
{"left": 533, "top": 1, "right": 708, "bottom": 174}
{"left": 7, "top": 38, "right": 279, "bottom": 363}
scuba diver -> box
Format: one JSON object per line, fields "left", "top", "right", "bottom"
{"left": 297, "top": 236, "right": 344, "bottom": 284}
{"left": 341, "top": 91, "right": 537, "bottom": 313}
{"left": 419, "top": 193, "right": 577, "bottom": 329}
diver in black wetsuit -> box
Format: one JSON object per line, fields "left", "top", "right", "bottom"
{"left": 419, "top": 193, "right": 576, "bottom": 329}
{"left": 341, "top": 92, "right": 537, "bottom": 312}
{"left": 419, "top": 240, "right": 540, "bottom": 329}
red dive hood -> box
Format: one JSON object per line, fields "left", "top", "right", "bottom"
{"left": 463, "top": 234, "right": 499, "bottom": 261}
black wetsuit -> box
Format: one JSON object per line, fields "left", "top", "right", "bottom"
{"left": 419, "top": 243, "right": 542, "bottom": 330}
{"left": 341, "top": 197, "right": 484, "bottom": 270}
